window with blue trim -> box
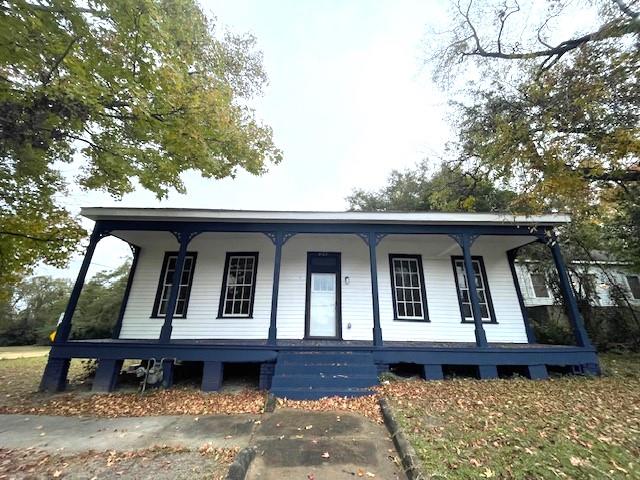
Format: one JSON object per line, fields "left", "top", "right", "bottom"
{"left": 452, "top": 257, "right": 494, "bottom": 323}
{"left": 153, "top": 252, "right": 197, "bottom": 318}
{"left": 389, "top": 254, "right": 428, "bottom": 321}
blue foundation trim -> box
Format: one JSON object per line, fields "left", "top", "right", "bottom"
{"left": 423, "top": 364, "right": 444, "bottom": 380}
{"left": 40, "top": 357, "right": 70, "bottom": 392}
{"left": 259, "top": 362, "right": 275, "bottom": 390}
{"left": 506, "top": 248, "right": 537, "bottom": 343}
{"left": 93, "top": 359, "right": 123, "bottom": 392}
{"left": 162, "top": 360, "right": 174, "bottom": 388}
{"left": 202, "top": 361, "right": 224, "bottom": 392}
{"left": 112, "top": 246, "right": 140, "bottom": 339}
{"left": 41, "top": 340, "right": 599, "bottom": 393}
{"left": 478, "top": 364, "right": 498, "bottom": 379}
{"left": 527, "top": 364, "right": 548, "bottom": 380}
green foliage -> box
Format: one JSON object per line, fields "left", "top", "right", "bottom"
{"left": 71, "top": 262, "right": 130, "bottom": 339}
{"left": 0, "top": 0, "right": 281, "bottom": 288}
{"left": 347, "top": 161, "right": 516, "bottom": 212}
{"left": 0, "top": 276, "right": 71, "bottom": 345}
{"left": 0, "top": 262, "right": 130, "bottom": 345}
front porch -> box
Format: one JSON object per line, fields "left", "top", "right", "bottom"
{"left": 41, "top": 209, "right": 599, "bottom": 398}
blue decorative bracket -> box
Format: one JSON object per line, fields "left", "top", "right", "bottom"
{"left": 264, "top": 231, "right": 297, "bottom": 246}
{"left": 356, "top": 232, "right": 387, "bottom": 246}
{"left": 448, "top": 233, "right": 480, "bottom": 248}
{"left": 171, "top": 230, "right": 201, "bottom": 245}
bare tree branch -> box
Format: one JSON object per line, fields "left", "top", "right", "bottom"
{"left": 613, "top": 0, "right": 639, "bottom": 19}
{"left": 0, "top": 230, "right": 65, "bottom": 242}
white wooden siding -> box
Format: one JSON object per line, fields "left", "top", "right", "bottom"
{"left": 118, "top": 232, "right": 528, "bottom": 343}
{"left": 119, "top": 233, "right": 274, "bottom": 340}
{"left": 376, "top": 236, "right": 528, "bottom": 343}
{"left": 276, "top": 234, "right": 373, "bottom": 340}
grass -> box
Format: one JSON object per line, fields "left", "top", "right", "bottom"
{"left": 381, "top": 353, "right": 640, "bottom": 479}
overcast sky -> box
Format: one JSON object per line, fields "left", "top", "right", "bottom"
{"left": 39, "top": 0, "right": 454, "bottom": 279}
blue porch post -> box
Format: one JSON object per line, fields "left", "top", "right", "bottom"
{"left": 506, "top": 249, "right": 537, "bottom": 343}
{"left": 268, "top": 231, "right": 283, "bottom": 345}
{"left": 111, "top": 245, "right": 141, "bottom": 339}
{"left": 55, "top": 227, "right": 105, "bottom": 343}
{"left": 549, "top": 241, "right": 593, "bottom": 348}
{"left": 460, "top": 234, "right": 489, "bottom": 347}
{"left": 159, "top": 232, "right": 190, "bottom": 343}
{"left": 41, "top": 224, "right": 106, "bottom": 392}
{"left": 368, "top": 232, "right": 383, "bottom": 346}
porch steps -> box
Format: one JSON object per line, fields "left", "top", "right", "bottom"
{"left": 271, "top": 350, "right": 379, "bottom": 400}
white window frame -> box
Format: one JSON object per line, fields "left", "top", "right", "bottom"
{"left": 453, "top": 258, "right": 494, "bottom": 323}
{"left": 153, "top": 253, "right": 196, "bottom": 318}
{"left": 390, "top": 255, "right": 427, "bottom": 321}
{"left": 625, "top": 274, "right": 640, "bottom": 300}
{"left": 220, "top": 253, "right": 258, "bottom": 318}
{"left": 529, "top": 272, "right": 550, "bottom": 298}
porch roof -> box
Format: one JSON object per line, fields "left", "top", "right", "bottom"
{"left": 82, "top": 207, "right": 570, "bottom": 227}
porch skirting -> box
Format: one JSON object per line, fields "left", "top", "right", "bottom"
{"left": 41, "top": 339, "right": 600, "bottom": 397}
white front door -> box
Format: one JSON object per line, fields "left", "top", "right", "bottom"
{"left": 308, "top": 273, "right": 337, "bottom": 337}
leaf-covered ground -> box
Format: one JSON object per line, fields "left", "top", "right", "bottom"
{"left": 2, "top": 354, "right": 639, "bottom": 479}
{"left": 0, "top": 445, "right": 237, "bottom": 479}
{"left": 0, "top": 357, "right": 266, "bottom": 416}
{"left": 381, "top": 353, "right": 640, "bottom": 479}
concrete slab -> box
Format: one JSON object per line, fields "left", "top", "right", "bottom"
{"left": 0, "top": 409, "right": 406, "bottom": 479}
{"left": 248, "top": 409, "right": 405, "bottom": 479}
{"left": 0, "top": 414, "right": 257, "bottom": 451}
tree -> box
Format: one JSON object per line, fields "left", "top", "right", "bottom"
{"left": 347, "top": 161, "right": 516, "bottom": 212}
{"left": 0, "top": 0, "right": 282, "bottom": 288}
{"left": 0, "top": 262, "right": 130, "bottom": 345}
{"left": 72, "top": 262, "right": 130, "bottom": 339}
{"left": 0, "top": 276, "right": 71, "bottom": 345}
{"left": 429, "top": 0, "right": 639, "bottom": 264}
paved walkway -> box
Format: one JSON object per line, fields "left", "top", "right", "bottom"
{"left": 0, "top": 410, "right": 405, "bottom": 479}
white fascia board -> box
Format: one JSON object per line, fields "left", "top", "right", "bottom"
{"left": 80, "top": 207, "right": 570, "bottom": 226}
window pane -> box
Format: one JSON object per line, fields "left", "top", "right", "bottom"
{"left": 627, "top": 275, "right": 640, "bottom": 299}
{"left": 241, "top": 301, "right": 249, "bottom": 315}
{"left": 414, "top": 304, "right": 422, "bottom": 317}
{"left": 480, "top": 304, "right": 489, "bottom": 319}
{"left": 396, "top": 288, "right": 404, "bottom": 301}
{"left": 398, "top": 303, "right": 406, "bottom": 317}
{"left": 477, "top": 290, "right": 486, "bottom": 303}
{"left": 175, "top": 300, "right": 185, "bottom": 315}
{"left": 462, "top": 303, "right": 472, "bottom": 319}
{"left": 405, "top": 303, "right": 414, "bottom": 317}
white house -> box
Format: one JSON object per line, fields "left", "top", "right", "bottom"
{"left": 516, "top": 259, "right": 640, "bottom": 308}
{"left": 40, "top": 208, "right": 600, "bottom": 399}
